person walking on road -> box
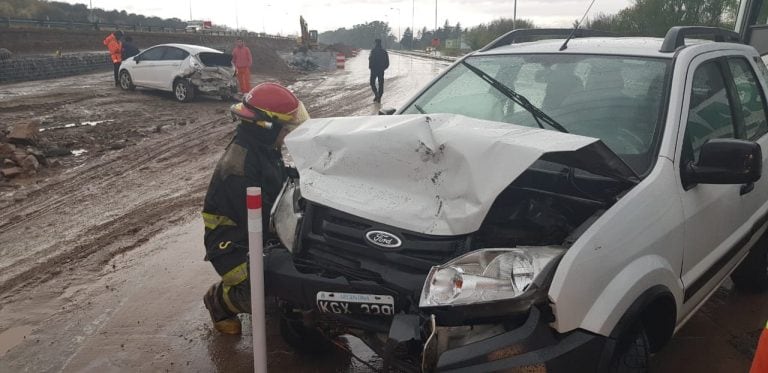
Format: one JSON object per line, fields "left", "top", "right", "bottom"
{"left": 201, "top": 83, "right": 309, "bottom": 335}
{"left": 369, "top": 38, "right": 389, "bottom": 103}
{"left": 103, "top": 30, "right": 123, "bottom": 87}
{"left": 232, "top": 38, "right": 253, "bottom": 95}
{"left": 121, "top": 36, "right": 139, "bottom": 61}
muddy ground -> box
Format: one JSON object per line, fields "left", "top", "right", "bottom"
{"left": 0, "top": 51, "right": 766, "bottom": 373}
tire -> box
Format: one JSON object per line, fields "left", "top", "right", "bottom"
{"left": 173, "top": 79, "right": 195, "bottom": 103}
{"left": 609, "top": 323, "right": 650, "bottom": 373}
{"left": 279, "top": 317, "right": 334, "bottom": 355}
{"left": 119, "top": 70, "right": 135, "bottom": 91}
{"left": 731, "top": 233, "right": 768, "bottom": 292}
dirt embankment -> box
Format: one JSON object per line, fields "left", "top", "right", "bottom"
{"left": 0, "top": 28, "right": 295, "bottom": 56}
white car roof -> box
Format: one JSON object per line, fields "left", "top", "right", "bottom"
{"left": 472, "top": 37, "right": 743, "bottom": 59}
{"left": 148, "top": 43, "right": 224, "bottom": 54}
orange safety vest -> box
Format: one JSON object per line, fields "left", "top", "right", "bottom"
{"left": 752, "top": 321, "right": 768, "bottom": 373}
{"left": 103, "top": 34, "right": 122, "bottom": 63}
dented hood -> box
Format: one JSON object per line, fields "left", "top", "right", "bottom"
{"left": 285, "top": 114, "right": 637, "bottom": 236}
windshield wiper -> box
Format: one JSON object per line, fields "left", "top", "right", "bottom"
{"left": 413, "top": 104, "right": 426, "bottom": 114}
{"left": 461, "top": 60, "right": 569, "bottom": 133}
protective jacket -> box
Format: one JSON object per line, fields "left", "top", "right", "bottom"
{"left": 122, "top": 41, "right": 139, "bottom": 60}
{"left": 103, "top": 34, "right": 122, "bottom": 63}
{"left": 202, "top": 123, "right": 286, "bottom": 276}
{"left": 369, "top": 46, "right": 389, "bottom": 72}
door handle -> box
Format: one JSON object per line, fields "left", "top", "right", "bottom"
{"left": 741, "top": 182, "right": 755, "bottom": 195}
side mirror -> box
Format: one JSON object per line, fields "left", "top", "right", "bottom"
{"left": 378, "top": 107, "right": 396, "bottom": 115}
{"left": 684, "top": 139, "right": 762, "bottom": 186}
{"left": 134, "top": 55, "right": 142, "bottom": 63}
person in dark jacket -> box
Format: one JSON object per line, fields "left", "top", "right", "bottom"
{"left": 121, "top": 36, "right": 139, "bottom": 60}
{"left": 369, "top": 39, "right": 389, "bottom": 103}
{"left": 202, "top": 82, "right": 309, "bottom": 335}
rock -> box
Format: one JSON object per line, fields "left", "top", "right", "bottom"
{"left": 8, "top": 121, "right": 39, "bottom": 145}
{"left": 1, "top": 167, "right": 22, "bottom": 178}
{"left": 43, "top": 147, "right": 72, "bottom": 157}
{"left": 3, "top": 158, "right": 16, "bottom": 167}
{"left": 25, "top": 147, "right": 48, "bottom": 166}
{"left": 0, "top": 143, "right": 16, "bottom": 159}
{"left": 108, "top": 142, "right": 126, "bottom": 150}
{"left": 0, "top": 48, "right": 11, "bottom": 61}
{"left": 19, "top": 155, "right": 40, "bottom": 171}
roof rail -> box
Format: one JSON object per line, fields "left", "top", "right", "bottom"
{"left": 479, "top": 28, "right": 618, "bottom": 52}
{"left": 659, "top": 26, "right": 741, "bottom": 53}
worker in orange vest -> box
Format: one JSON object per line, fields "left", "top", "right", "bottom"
{"left": 103, "top": 31, "right": 123, "bottom": 87}
{"left": 231, "top": 38, "right": 253, "bottom": 94}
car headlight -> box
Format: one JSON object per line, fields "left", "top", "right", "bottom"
{"left": 419, "top": 247, "right": 564, "bottom": 308}
{"left": 270, "top": 177, "right": 302, "bottom": 252}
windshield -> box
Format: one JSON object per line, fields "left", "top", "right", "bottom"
{"left": 402, "top": 54, "right": 670, "bottom": 175}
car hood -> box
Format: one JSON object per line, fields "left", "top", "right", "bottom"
{"left": 285, "top": 114, "right": 638, "bottom": 236}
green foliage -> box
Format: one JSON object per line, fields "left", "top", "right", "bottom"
{"left": 464, "top": 18, "right": 537, "bottom": 50}
{"left": 318, "top": 21, "right": 396, "bottom": 49}
{"left": 586, "top": 0, "right": 739, "bottom": 36}
{"left": 0, "top": 0, "right": 187, "bottom": 28}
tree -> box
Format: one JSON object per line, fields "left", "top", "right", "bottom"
{"left": 585, "top": 0, "right": 739, "bottom": 36}
{"left": 464, "top": 18, "right": 537, "bottom": 50}
{"left": 402, "top": 27, "right": 413, "bottom": 49}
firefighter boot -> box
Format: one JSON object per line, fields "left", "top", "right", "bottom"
{"left": 203, "top": 283, "right": 242, "bottom": 335}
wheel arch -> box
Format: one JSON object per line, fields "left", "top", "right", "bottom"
{"left": 609, "top": 284, "right": 677, "bottom": 353}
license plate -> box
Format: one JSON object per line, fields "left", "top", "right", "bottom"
{"left": 316, "top": 291, "right": 395, "bottom": 316}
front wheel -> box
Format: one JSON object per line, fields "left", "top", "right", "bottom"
{"left": 119, "top": 70, "right": 135, "bottom": 91}
{"left": 609, "top": 323, "right": 650, "bottom": 373}
{"left": 173, "top": 79, "right": 195, "bottom": 103}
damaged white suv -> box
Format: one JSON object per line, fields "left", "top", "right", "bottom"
{"left": 266, "top": 27, "right": 768, "bottom": 372}
{"left": 118, "top": 43, "right": 236, "bottom": 102}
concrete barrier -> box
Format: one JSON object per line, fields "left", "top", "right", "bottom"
{"left": 0, "top": 53, "right": 112, "bottom": 84}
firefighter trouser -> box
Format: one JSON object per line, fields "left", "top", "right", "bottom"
{"left": 236, "top": 67, "right": 251, "bottom": 94}
{"left": 204, "top": 224, "right": 251, "bottom": 320}
{"left": 206, "top": 261, "right": 251, "bottom": 321}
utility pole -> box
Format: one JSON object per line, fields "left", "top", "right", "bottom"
{"left": 411, "top": 0, "right": 415, "bottom": 50}
{"left": 189, "top": 0, "right": 193, "bottom": 21}
{"left": 513, "top": 0, "right": 517, "bottom": 29}
{"left": 390, "top": 7, "right": 401, "bottom": 49}
{"left": 234, "top": 0, "right": 239, "bottom": 31}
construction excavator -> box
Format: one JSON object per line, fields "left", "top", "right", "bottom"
{"left": 298, "top": 16, "right": 318, "bottom": 52}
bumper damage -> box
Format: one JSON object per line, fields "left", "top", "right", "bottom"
{"left": 265, "top": 249, "right": 610, "bottom": 372}
{"left": 184, "top": 66, "right": 236, "bottom": 96}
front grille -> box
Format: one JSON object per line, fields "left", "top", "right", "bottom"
{"left": 300, "top": 202, "right": 468, "bottom": 273}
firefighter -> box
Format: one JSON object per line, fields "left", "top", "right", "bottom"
{"left": 202, "top": 82, "right": 309, "bottom": 335}
{"left": 103, "top": 31, "right": 123, "bottom": 86}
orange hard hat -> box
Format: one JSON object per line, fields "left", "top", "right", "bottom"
{"left": 229, "top": 82, "right": 309, "bottom": 130}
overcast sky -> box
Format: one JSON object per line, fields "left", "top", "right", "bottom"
{"left": 60, "top": 0, "right": 634, "bottom": 37}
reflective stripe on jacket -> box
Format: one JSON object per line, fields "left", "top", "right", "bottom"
{"left": 103, "top": 34, "right": 122, "bottom": 63}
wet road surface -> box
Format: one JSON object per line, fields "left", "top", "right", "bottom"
{"left": 0, "top": 50, "right": 765, "bottom": 372}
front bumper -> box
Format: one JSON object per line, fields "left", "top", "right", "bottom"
{"left": 265, "top": 249, "right": 611, "bottom": 372}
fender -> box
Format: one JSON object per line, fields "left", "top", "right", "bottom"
{"left": 579, "top": 254, "right": 682, "bottom": 337}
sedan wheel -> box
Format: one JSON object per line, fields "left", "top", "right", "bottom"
{"left": 119, "top": 70, "right": 135, "bottom": 91}
{"left": 173, "top": 79, "right": 195, "bottom": 103}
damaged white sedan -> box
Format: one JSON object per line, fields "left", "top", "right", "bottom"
{"left": 118, "top": 43, "right": 236, "bottom": 102}
{"left": 266, "top": 27, "right": 768, "bottom": 373}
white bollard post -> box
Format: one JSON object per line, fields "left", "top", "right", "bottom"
{"left": 247, "top": 187, "right": 267, "bottom": 373}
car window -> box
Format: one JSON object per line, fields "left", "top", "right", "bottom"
{"left": 162, "top": 47, "right": 190, "bottom": 61}
{"left": 728, "top": 58, "right": 768, "bottom": 140}
{"left": 402, "top": 54, "right": 670, "bottom": 175}
{"left": 682, "top": 61, "right": 736, "bottom": 164}
{"left": 139, "top": 47, "right": 166, "bottom": 61}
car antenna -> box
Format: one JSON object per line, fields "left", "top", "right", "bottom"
{"left": 560, "top": 0, "right": 598, "bottom": 51}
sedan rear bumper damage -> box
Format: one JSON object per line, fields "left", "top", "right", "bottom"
{"left": 265, "top": 248, "right": 610, "bottom": 372}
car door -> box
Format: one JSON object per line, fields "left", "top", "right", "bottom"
{"left": 677, "top": 53, "right": 747, "bottom": 315}
{"left": 131, "top": 46, "right": 167, "bottom": 88}
{"left": 152, "top": 47, "right": 189, "bottom": 91}
{"left": 727, "top": 55, "right": 768, "bottom": 235}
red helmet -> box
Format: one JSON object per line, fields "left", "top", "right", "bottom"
{"left": 230, "top": 83, "right": 309, "bottom": 130}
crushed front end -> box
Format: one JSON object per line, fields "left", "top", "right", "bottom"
{"left": 265, "top": 114, "right": 636, "bottom": 371}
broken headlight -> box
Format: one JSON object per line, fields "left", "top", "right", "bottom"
{"left": 419, "top": 247, "right": 564, "bottom": 308}
{"left": 270, "top": 178, "right": 302, "bottom": 253}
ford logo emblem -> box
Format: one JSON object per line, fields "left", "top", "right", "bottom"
{"left": 365, "top": 230, "right": 402, "bottom": 249}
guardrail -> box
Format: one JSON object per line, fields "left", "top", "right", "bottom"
{"left": 0, "top": 17, "right": 293, "bottom": 40}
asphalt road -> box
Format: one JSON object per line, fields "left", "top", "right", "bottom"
{"left": 0, "top": 50, "right": 765, "bottom": 373}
